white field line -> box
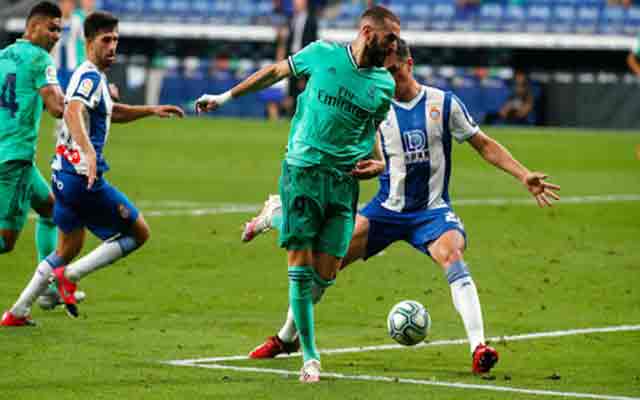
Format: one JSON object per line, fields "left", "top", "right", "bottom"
{"left": 171, "top": 363, "right": 640, "bottom": 400}
{"left": 162, "top": 324, "right": 640, "bottom": 400}
{"left": 167, "top": 324, "right": 640, "bottom": 365}
{"left": 140, "top": 194, "right": 640, "bottom": 218}
{"left": 27, "top": 194, "right": 640, "bottom": 220}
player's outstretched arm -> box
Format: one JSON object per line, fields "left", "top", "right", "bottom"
{"left": 195, "top": 59, "right": 291, "bottom": 113}
{"left": 39, "top": 84, "right": 65, "bottom": 118}
{"left": 65, "top": 100, "right": 97, "bottom": 189}
{"left": 111, "top": 103, "right": 184, "bottom": 123}
{"left": 469, "top": 131, "right": 560, "bottom": 207}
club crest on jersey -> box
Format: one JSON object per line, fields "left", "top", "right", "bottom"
{"left": 429, "top": 106, "right": 441, "bottom": 120}
{"left": 77, "top": 78, "right": 94, "bottom": 97}
{"left": 118, "top": 204, "right": 130, "bottom": 220}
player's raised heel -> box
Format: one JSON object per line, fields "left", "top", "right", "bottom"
{"left": 1, "top": 311, "right": 36, "bottom": 327}
{"left": 52, "top": 267, "right": 80, "bottom": 318}
{"left": 299, "top": 359, "right": 321, "bottom": 383}
{"left": 249, "top": 335, "right": 300, "bottom": 359}
{"left": 241, "top": 194, "right": 281, "bottom": 243}
{"left": 472, "top": 344, "right": 499, "bottom": 374}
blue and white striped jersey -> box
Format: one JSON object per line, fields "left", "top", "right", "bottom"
{"left": 375, "top": 85, "right": 479, "bottom": 212}
{"left": 52, "top": 61, "right": 113, "bottom": 177}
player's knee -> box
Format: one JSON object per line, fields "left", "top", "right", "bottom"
{"left": 132, "top": 220, "right": 151, "bottom": 247}
{"left": 434, "top": 247, "right": 464, "bottom": 269}
{"left": 136, "top": 227, "right": 150, "bottom": 247}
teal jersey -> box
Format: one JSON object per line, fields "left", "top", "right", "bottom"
{"left": 286, "top": 40, "right": 395, "bottom": 168}
{"left": 0, "top": 39, "right": 59, "bottom": 163}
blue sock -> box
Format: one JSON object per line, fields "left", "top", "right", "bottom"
{"left": 288, "top": 266, "right": 320, "bottom": 362}
{"left": 445, "top": 260, "right": 470, "bottom": 284}
{"left": 45, "top": 253, "right": 66, "bottom": 269}
{"left": 115, "top": 236, "right": 138, "bottom": 256}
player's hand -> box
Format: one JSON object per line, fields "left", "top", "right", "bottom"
{"left": 195, "top": 93, "right": 229, "bottom": 114}
{"left": 86, "top": 150, "right": 97, "bottom": 190}
{"left": 351, "top": 159, "right": 385, "bottom": 180}
{"left": 153, "top": 105, "right": 185, "bottom": 118}
{"left": 523, "top": 172, "right": 561, "bottom": 207}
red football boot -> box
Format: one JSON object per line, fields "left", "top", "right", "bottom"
{"left": 472, "top": 343, "right": 499, "bottom": 374}
{"left": 52, "top": 267, "right": 79, "bottom": 318}
{"left": 1, "top": 311, "right": 36, "bottom": 327}
{"left": 249, "top": 335, "right": 300, "bottom": 359}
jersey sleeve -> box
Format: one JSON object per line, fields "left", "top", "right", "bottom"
{"left": 288, "top": 41, "right": 324, "bottom": 78}
{"left": 67, "top": 71, "right": 102, "bottom": 109}
{"left": 33, "top": 54, "right": 59, "bottom": 90}
{"left": 449, "top": 94, "right": 480, "bottom": 144}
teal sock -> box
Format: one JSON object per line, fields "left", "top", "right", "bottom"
{"left": 288, "top": 266, "right": 320, "bottom": 362}
{"left": 36, "top": 217, "right": 57, "bottom": 262}
{"left": 0, "top": 236, "right": 6, "bottom": 254}
{"left": 271, "top": 213, "right": 283, "bottom": 232}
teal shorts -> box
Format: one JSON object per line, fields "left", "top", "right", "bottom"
{"left": 278, "top": 161, "right": 359, "bottom": 258}
{"left": 0, "top": 161, "right": 51, "bottom": 231}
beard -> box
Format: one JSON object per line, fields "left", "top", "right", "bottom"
{"left": 363, "top": 34, "right": 388, "bottom": 68}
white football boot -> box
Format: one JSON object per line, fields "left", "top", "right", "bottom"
{"left": 241, "top": 194, "right": 281, "bottom": 242}
{"left": 299, "top": 359, "right": 321, "bottom": 383}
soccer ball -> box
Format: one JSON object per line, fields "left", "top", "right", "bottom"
{"left": 387, "top": 300, "right": 431, "bottom": 346}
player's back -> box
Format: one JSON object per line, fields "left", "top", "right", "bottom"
{"left": 287, "top": 40, "right": 395, "bottom": 169}
{"left": 0, "top": 40, "right": 57, "bottom": 163}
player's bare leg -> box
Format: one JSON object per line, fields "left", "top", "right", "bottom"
{"left": 339, "top": 215, "right": 370, "bottom": 270}
{"left": 427, "top": 230, "right": 498, "bottom": 374}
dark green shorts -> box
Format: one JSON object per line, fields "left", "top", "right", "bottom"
{"left": 278, "top": 160, "right": 359, "bottom": 258}
{"left": 0, "top": 161, "right": 51, "bottom": 231}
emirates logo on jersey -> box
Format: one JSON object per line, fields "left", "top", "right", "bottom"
{"left": 56, "top": 145, "right": 81, "bottom": 165}
{"left": 429, "top": 106, "right": 441, "bottom": 120}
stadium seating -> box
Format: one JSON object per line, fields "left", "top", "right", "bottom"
{"left": 155, "top": 56, "right": 539, "bottom": 123}
{"left": 93, "top": 0, "right": 639, "bottom": 36}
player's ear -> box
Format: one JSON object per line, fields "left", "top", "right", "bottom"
{"left": 360, "top": 22, "right": 374, "bottom": 42}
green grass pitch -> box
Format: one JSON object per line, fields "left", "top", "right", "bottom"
{"left": 1, "top": 116, "right": 639, "bottom": 399}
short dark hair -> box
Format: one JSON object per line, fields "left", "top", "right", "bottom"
{"left": 396, "top": 38, "right": 411, "bottom": 62}
{"left": 27, "top": 1, "right": 62, "bottom": 21}
{"left": 361, "top": 6, "right": 400, "bottom": 27}
{"left": 84, "top": 11, "right": 119, "bottom": 40}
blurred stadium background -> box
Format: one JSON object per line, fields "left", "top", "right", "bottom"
{"left": 2, "top": 0, "right": 640, "bottom": 129}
